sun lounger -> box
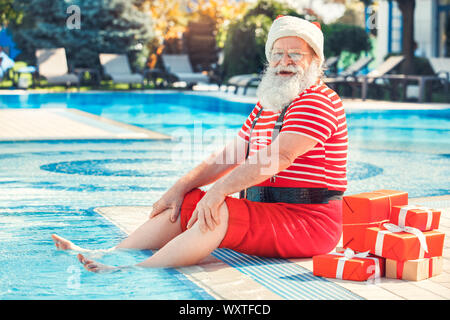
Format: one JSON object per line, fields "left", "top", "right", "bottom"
{"left": 324, "top": 56, "right": 373, "bottom": 97}
{"left": 324, "top": 56, "right": 373, "bottom": 85}
{"left": 323, "top": 56, "right": 339, "bottom": 76}
{"left": 429, "top": 57, "right": 450, "bottom": 91}
{"left": 347, "top": 55, "right": 404, "bottom": 100}
{"left": 427, "top": 57, "right": 449, "bottom": 101}
{"left": 376, "top": 57, "right": 450, "bottom": 102}
{"left": 0, "top": 49, "right": 15, "bottom": 80}
{"left": 428, "top": 57, "right": 450, "bottom": 80}
{"left": 360, "top": 56, "right": 448, "bottom": 102}
{"left": 161, "top": 54, "right": 209, "bottom": 87}
{"left": 99, "top": 53, "right": 144, "bottom": 88}
{"left": 35, "top": 48, "right": 81, "bottom": 88}
{"left": 364, "top": 55, "right": 405, "bottom": 79}
{"left": 340, "top": 56, "right": 374, "bottom": 78}
{"left": 226, "top": 73, "right": 262, "bottom": 95}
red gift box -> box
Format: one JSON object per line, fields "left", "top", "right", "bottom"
{"left": 390, "top": 205, "right": 441, "bottom": 231}
{"left": 343, "top": 190, "right": 408, "bottom": 224}
{"left": 365, "top": 223, "right": 445, "bottom": 261}
{"left": 313, "top": 248, "right": 385, "bottom": 281}
{"left": 343, "top": 220, "right": 388, "bottom": 252}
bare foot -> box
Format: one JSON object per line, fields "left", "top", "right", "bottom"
{"left": 51, "top": 234, "right": 82, "bottom": 251}
{"left": 51, "top": 234, "right": 117, "bottom": 257}
{"left": 77, "top": 254, "right": 118, "bottom": 273}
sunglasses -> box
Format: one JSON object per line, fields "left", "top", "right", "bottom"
{"left": 270, "top": 50, "right": 310, "bottom": 62}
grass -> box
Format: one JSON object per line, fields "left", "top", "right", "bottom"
{"left": 0, "top": 77, "right": 175, "bottom": 92}
{"left": 1, "top": 64, "right": 180, "bottom": 91}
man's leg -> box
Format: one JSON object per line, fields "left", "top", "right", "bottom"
{"left": 115, "top": 208, "right": 182, "bottom": 250}
{"left": 52, "top": 208, "right": 182, "bottom": 252}
{"left": 80, "top": 201, "right": 229, "bottom": 271}
{"left": 138, "top": 201, "right": 229, "bottom": 267}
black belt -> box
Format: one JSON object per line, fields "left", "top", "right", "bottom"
{"left": 240, "top": 186, "right": 343, "bottom": 204}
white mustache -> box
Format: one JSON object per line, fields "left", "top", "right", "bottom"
{"left": 257, "top": 60, "right": 320, "bottom": 112}
{"left": 271, "top": 65, "right": 304, "bottom": 75}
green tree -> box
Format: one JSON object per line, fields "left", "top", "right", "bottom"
{"left": 222, "top": 0, "right": 304, "bottom": 79}
{"left": 243, "top": 0, "right": 302, "bottom": 20}
{"left": 329, "top": 0, "right": 417, "bottom": 74}
{"left": 187, "top": 0, "right": 249, "bottom": 48}
{"left": 9, "top": 0, "right": 154, "bottom": 71}
{"left": 222, "top": 0, "right": 371, "bottom": 79}
{"left": 222, "top": 14, "right": 272, "bottom": 78}
{"left": 0, "top": 0, "right": 22, "bottom": 26}
{"left": 321, "top": 22, "right": 371, "bottom": 58}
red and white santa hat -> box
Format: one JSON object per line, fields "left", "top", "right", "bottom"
{"left": 265, "top": 15, "right": 324, "bottom": 67}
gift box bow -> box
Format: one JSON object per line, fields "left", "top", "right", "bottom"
{"left": 396, "top": 205, "right": 434, "bottom": 229}
{"left": 330, "top": 248, "right": 381, "bottom": 280}
{"left": 375, "top": 223, "right": 429, "bottom": 257}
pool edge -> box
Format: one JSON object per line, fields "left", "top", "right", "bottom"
{"left": 93, "top": 205, "right": 283, "bottom": 300}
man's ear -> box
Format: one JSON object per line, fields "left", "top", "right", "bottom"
{"left": 311, "top": 54, "right": 321, "bottom": 68}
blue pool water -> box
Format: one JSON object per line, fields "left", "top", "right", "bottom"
{"left": 0, "top": 92, "right": 449, "bottom": 299}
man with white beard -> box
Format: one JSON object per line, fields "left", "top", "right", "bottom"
{"left": 52, "top": 16, "right": 348, "bottom": 273}
{"left": 257, "top": 55, "right": 323, "bottom": 113}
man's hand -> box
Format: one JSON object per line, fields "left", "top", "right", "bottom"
{"left": 186, "top": 189, "right": 226, "bottom": 233}
{"left": 149, "top": 185, "right": 188, "bottom": 222}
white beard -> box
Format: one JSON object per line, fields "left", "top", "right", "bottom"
{"left": 256, "top": 60, "right": 321, "bottom": 112}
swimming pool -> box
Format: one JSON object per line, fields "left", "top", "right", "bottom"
{"left": 2, "top": 91, "right": 448, "bottom": 197}
{"left": 0, "top": 92, "right": 449, "bottom": 299}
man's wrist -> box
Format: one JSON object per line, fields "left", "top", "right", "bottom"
{"left": 209, "top": 181, "right": 228, "bottom": 198}
{"left": 172, "top": 177, "right": 194, "bottom": 194}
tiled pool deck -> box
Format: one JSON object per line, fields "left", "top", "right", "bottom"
{"left": 1, "top": 89, "right": 449, "bottom": 299}
{"left": 0, "top": 108, "right": 171, "bottom": 141}
{"left": 95, "top": 196, "right": 450, "bottom": 300}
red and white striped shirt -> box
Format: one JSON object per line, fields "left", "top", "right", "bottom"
{"left": 238, "top": 81, "right": 348, "bottom": 192}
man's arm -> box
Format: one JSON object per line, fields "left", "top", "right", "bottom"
{"left": 185, "top": 132, "right": 318, "bottom": 231}
{"left": 150, "top": 136, "right": 248, "bottom": 221}
{"left": 174, "top": 136, "right": 248, "bottom": 193}
{"left": 210, "top": 132, "right": 318, "bottom": 196}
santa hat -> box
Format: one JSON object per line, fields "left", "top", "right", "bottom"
{"left": 265, "top": 15, "right": 324, "bottom": 67}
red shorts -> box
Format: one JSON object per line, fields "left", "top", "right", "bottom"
{"left": 179, "top": 188, "right": 342, "bottom": 258}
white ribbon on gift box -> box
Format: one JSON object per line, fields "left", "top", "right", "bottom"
{"left": 374, "top": 223, "right": 429, "bottom": 259}
{"left": 329, "top": 248, "right": 381, "bottom": 280}
{"left": 397, "top": 205, "right": 433, "bottom": 230}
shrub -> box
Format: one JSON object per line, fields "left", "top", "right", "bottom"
{"left": 321, "top": 22, "right": 372, "bottom": 58}
{"left": 9, "top": 0, "right": 154, "bottom": 71}
{"left": 221, "top": 1, "right": 371, "bottom": 80}
{"left": 222, "top": 0, "right": 303, "bottom": 79}
{"left": 384, "top": 52, "right": 434, "bottom": 75}
{"left": 222, "top": 14, "right": 272, "bottom": 78}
